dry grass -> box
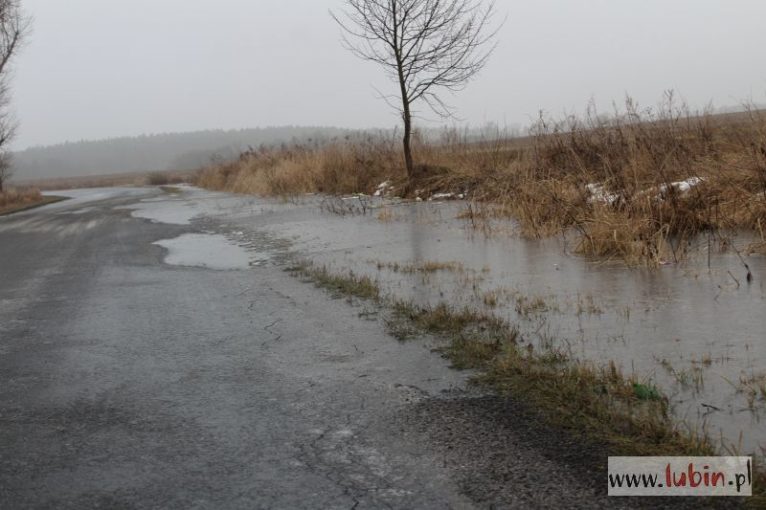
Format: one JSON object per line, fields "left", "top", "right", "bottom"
{"left": 747, "top": 237, "right": 766, "bottom": 256}
{"left": 196, "top": 135, "right": 404, "bottom": 198}
{"left": 196, "top": 96, "right": 766, "bottom": 266}
{"left": 463, "top": 99, "right": 766, "bottom": 266}
{"left": 0, "top": 187, "right": 53, "bottom": 215}
{"left": 289, "top": 262, "right": 381, "bottom": 301}
{"left": 374, "top": 260, "right": 465, "bottom": 274}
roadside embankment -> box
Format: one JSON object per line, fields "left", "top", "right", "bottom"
{"left": 196, "top": 100, "right": 766, "bottom": 266}
{"left": 0, "top": 188, "right": 67, "bottom": 216}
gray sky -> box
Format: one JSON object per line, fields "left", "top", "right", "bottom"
{"left": 11, "top": 0, "right": 766, "bottom": 149}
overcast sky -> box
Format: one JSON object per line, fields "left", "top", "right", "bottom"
{"left": 10, "top": 0, "right": 766, "bottom": 149}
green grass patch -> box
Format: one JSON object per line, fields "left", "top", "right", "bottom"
{"left": 289, "top": 262, "right": 380, "bottom": 301}
{"left": 286, "top": 262, "right": 765, "bottom": 501}
{"left": 384, "top": 298, "right": 713, "bottom": 456}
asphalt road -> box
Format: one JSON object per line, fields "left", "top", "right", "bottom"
{"left": 0, "top": 188, "right": 716, "bottom": 509}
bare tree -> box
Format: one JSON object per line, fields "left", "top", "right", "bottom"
{"left": 0, "top": 0, "right": 28, "bottom": 192}
{"left": 332, "top": 0, "right": 500, "bottom": 179}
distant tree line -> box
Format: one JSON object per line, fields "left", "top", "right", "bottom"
{"left": 10, "top": 122, "right": 529, "bottom": 183}
{"left": 11, "top": 127, "right": 359, "bottom": 181}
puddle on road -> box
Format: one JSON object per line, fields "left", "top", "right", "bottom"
{"left": 120, "top": 199, "right": 199, "bottom": 225}
{"left": 153, "top": 233, "right": 263, "bottom": 270}
{"left": 143, "top": 186, "right": 766, "bottom": 453}
{"left": 211, "top": 194, "right": 766, "bottom": 453}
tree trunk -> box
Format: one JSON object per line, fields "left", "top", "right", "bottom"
{"left": 397, "top": 72, "right": 414, "bottom": 179}
{"left": 402, "top": 104, "right": 414, "bottom": 179}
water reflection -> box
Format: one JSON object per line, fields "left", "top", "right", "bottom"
{"left": 209, "top": 193, "right": 766, "bottom": 453}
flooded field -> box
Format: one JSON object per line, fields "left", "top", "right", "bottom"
{"left": 147, "top": 186, "right": 766, "bottom": 454}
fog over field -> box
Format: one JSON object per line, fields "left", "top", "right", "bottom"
{"left": 9, "top": 0, "right": 766, "bottom": 178}
{"left": 11, "top": 127, "right": 356, "bottom": 180}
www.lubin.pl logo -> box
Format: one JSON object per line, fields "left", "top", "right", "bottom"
{"left": 608, "top": 457, "right": 753, "bottom": 497}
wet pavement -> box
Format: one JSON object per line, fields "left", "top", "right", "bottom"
{"left": 0, "top": 186, "right": 753, "bottom": 508}
{"left": 148, "top": 185, "right": 765, "bottom": 454}
{"left": 221, "top": 192, "right": 766, "bottom": 455}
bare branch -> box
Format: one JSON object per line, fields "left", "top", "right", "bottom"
{"left": 331, "top": 0, "right": 502, "bottom": 177}
{"left": 0, "top": 0, "right": 29, "bottom": 190}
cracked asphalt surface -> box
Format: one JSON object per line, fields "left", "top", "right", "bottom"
{"left": 0, "top": 188, "right": 735, "bottom": 509}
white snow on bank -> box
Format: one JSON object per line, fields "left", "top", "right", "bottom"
{"left": 586, "top": 177, "right": 704, "bottom": 205}
{"left": 373, "top": 181, "right": 393, "bottom": 197}
{"left": 429, "top": 193, "right": 455, "bottom": 201}
{"left": 153, "top": 233, "right": 257, "bottom": 270}
{"left": 428, "top": 192, "right": 466, "bottom": 201}
{"left": 659, "top": 177, "right": 704, "bottom": 195}
{"left": 585, "top": 183, "right": 619, "bottom": 205}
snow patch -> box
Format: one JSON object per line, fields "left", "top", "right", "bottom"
{"left": 585, "top": 183, "right": 619, "bottom": 205}
{"left": 373, "top": 181, "right": 394, "bottom": 197}
{"left": 586, "top": 177, "right": 704, "bottom": 205}
{"left": 658, "top": 177, "right": 704, "bottom": 195}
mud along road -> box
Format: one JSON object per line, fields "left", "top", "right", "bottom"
{"left": 0, "top": 187, "right": 708, "bottom": 509}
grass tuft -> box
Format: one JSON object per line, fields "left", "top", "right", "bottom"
{"left": 285, "top": 262, "right": 766, "bottom": 498}
{"left": 289, "top": 262, "right": 380, "bottom": 301}
{"left": 0, "top": 187, "right": 65, "bottom": 215}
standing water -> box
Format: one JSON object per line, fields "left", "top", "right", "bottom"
{"left": 157, "top": 188, "right": 766, "bottom": 454}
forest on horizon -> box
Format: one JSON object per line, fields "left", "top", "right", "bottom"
{"left": 10, "top": 126, "right": 359, "bottom": 181}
